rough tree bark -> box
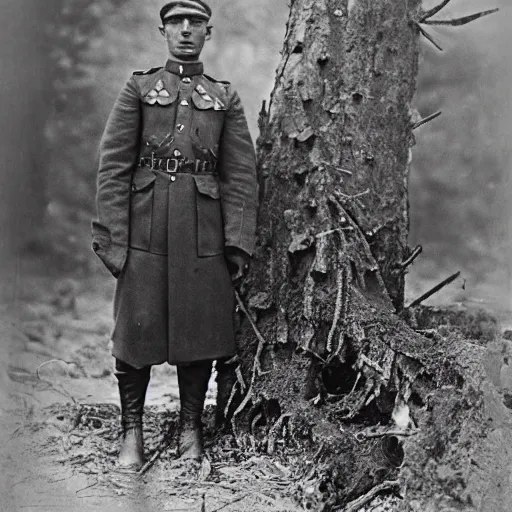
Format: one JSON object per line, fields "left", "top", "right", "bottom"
{"left": 226, "top": 1, "right": 511, "bottom": 510}
{"left": 235, "top": 0, "right": 419, "bottom": 435}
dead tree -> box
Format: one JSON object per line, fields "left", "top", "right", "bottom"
{"left": 226, "top": 1, "right": 506, "bottom": 510}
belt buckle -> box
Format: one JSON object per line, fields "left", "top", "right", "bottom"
{"left": 166, "top": 158, "right": 179, "bottom": 173}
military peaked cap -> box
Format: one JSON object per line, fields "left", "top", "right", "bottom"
{"left": 160, "top": 0, "right": 212, "bottom": 23}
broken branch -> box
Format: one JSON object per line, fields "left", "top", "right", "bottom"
{"left": 412, "top": 111, "right": 442, "bottom": 130}
{"left": 422, "top": 8, "right": 499, "bottom": 27}
{"left": 407, "top": 271, "right": 461, "bottom": 309}
{"left": 398, "top": 245, "right": 423, "bottom": 271}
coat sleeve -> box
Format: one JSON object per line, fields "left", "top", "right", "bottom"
{"left": 217, "top": 88, "right": 258, "bottom": 256}
{"left": 92, "top": 76, "right": 141, "bottom": 277}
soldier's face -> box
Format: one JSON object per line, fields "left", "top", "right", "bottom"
{"left": 160, "top": 16, "right": 210, "bottom": 61}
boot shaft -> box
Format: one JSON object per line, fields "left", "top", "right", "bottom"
{"left": 177, "top": 360, "right": 212, "bottom": 425}
{"left": 115, "top": 359, "right": 151, "bottom": 430}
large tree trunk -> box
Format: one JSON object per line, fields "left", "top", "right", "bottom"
{"left": 235, "top": 0, "right": 419, "bottom": 427}
{"left": 227, "top": 1, "right": 512, "bottom": 510}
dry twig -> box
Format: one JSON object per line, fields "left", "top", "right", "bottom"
{"left": 36, "top": 359, "right": 79, "bottom": 404}
{"left": 267, "top": 413, "right": 292, "bottom": 455}
{"left": 210, "top": 493, "right": 249, "bottom": 512}
{"left": 336, "top": 480, "right": 400, "bottom": 511}
{"left": 417, "top": 24, "right": 443, "bottom": 51}
{"left": 231, "top": 291, "right": 273, "bottom": 433}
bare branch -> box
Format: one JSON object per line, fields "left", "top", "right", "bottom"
{"left": 420, "top": 0, "right": 453, "bottom": 22}
{"left": 422, "top": 8, "right": 499, "bottom": 27}
{"left": 417, "top": 24, "right": 444, "bottom": 52}
{"left": 398, "top": 245, "right": 423, "bottom": 271}
{"left": 407, "top": 271, "right": 461, "bottom": 309}
{"left": 412, "top": 111, "right": 442, "bottom": 130}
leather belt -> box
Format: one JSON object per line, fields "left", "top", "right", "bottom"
{"left": 138, "top": 155, "right": 217, "bottom": 174}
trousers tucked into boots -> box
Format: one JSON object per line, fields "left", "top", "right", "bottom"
{"left": 176, "top": 360, "right": 212, "bottom": 460}
{"left": 114, "top": 359, "right": 151, "bottom": 470}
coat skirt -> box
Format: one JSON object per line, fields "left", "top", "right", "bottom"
{"left": 111, "top": 168, "right": 236, "bottom": 368}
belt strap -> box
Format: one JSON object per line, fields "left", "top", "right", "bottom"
{"left": 138, "top": 156, "right": 216, "bottom": 174}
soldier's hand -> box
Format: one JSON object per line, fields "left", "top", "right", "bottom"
{"left": 92, "top": 241, "right": 122, "bottom": 279}
{"left": 225, "top": 247, "right": 250, "bottom": 285}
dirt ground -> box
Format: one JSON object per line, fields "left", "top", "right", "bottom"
{"left": 0, "top": 267, "right": 302, "bottom": 512}
{"left": 3, "top": 261, "right": 512, "bottom": 512}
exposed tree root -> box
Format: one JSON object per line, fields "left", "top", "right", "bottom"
{"left": 336, "top": 480, "right": 399, "bottom": 512}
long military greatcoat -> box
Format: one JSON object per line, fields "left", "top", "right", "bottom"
{"left": 92, "top": 60, "right": 258, "bottom": 368}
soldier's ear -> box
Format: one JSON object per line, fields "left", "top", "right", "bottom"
{"left": 205, "top": 25, "right": 212, "bottom": 40}
{"left": 158, "top": 25, "right": 166, "bottom": 37}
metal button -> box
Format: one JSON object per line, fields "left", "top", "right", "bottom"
{"left": 180, "top": 100, "right": 189, "bottom": 106}
{"left": 177, "top": 124, "right": 185, "bottom": 132}
{"left": 171, "top": 176, "right": 176, "bottom": 182}
{"left": 174, "top": 149, "right": 181, "bottom": 157}
{"left": 182, "top": 77, "right": 191, "bottom": 84}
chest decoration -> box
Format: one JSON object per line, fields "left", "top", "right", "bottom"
{"left": 143, "top": 79, "right": 174, "bottom": 106}
{"left": 195, "top": 84, "right": 226, "bottom": 111}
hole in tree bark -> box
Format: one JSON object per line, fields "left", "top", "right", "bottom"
{"left": 322, "top": 357, "right": 359, "bottom": 395}
{"left": 263, "top": 398, "right": 282, "bottom": 423}
{"left": 293, "top": 43, "right": 304, "bottom": 53}
{"left": 293, "top": 170, "right": 307, "bottom": 187}
{"left": 410, "top": 390, "right": 425, "bottom": 408}
{"left": 375, "top": 388, "right": 397, "bottom": 415}
{"left": 364, "top": 270, "right": 381, "bottom": 295}
{"left": 380, "top": 436, "right": 405, "bottom": 467}
{"left": 431, "top": 437, "right": 446, "bottom": 459}
{"left": 352, "top": 92, "right": 363, "bottom": 103}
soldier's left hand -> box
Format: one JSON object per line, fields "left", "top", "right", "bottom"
{"left": 225, "top": 247, "right": 250, "bottom": 284}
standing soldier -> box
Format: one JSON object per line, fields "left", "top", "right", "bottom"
{"left": 92, "top": 0, "right": 258, "bottom": 471}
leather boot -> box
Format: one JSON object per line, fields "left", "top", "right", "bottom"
{"left": 115, "top": 359, "right": 151, "bottom": 471}
{"left": 215, "top": 356, "right": 237, "bottom": 431}
{"left": 177, "top": 360, "right": 212, "bottom": 461}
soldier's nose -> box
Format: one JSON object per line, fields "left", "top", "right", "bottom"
{"left": 181, "top": 19, "right": 191, "bottom": 33}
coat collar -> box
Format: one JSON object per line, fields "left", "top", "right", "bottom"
{"left": 165, "top": 59, "right": 204, "bottom": 77}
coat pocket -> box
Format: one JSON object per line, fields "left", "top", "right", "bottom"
{"left": 130, "top": 170, "right": 156, "bottom": 251}
{"left": 193, "top": 174, "right": 224, "bottom": 257}
{"left": 191, "top": 90, "right": 226, "bottom": 156}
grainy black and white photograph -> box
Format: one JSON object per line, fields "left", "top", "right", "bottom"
{"left": 1, "top": 0, "right": 511, "bottom": 511}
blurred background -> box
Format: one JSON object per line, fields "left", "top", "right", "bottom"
{"left": 0, "top": 0, "right": 510, "bottom": 318}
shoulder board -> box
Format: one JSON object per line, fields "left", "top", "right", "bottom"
{"left": 203, "top": 74, "right": 231, "bottom": 86}
{"left": 133, "top": 67, "right": 162, "bottom": 76}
